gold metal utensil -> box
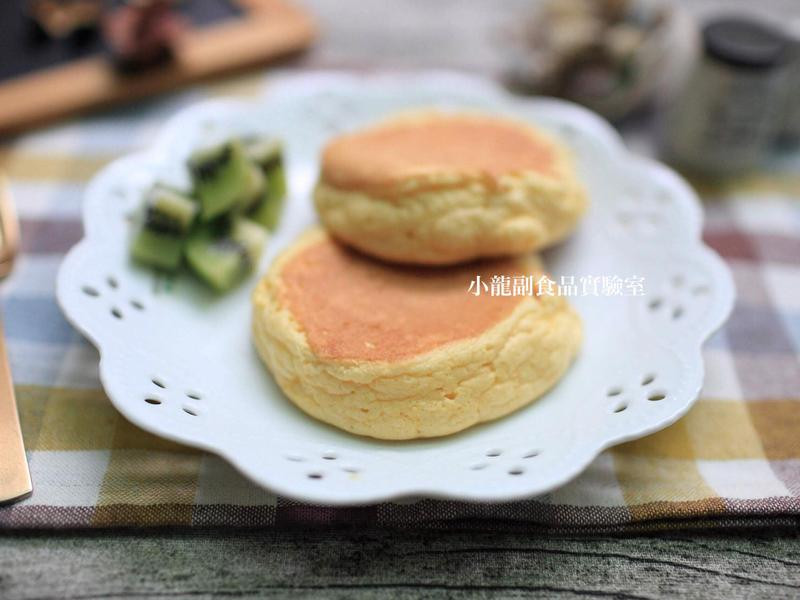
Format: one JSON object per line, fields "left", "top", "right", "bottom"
{"left": 0, "top": 175, "right": 32, "bottom": 505}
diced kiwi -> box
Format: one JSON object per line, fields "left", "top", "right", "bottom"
{"left": 243, "top": 139, "right": 286, "bottom": 230}
{"left": 184, "top": 219, "right": 267, "bottom": 292}
{"left": 248, "top": 169, "right": 285, "bottom": 230}
{"left": 231, "top": 218, "right": 267, "bottom": 264}
{"left": 252, "top": 144, "right": 287, "bottom": 205}
{"left": 244, "top": 137, "right": 283, "bottom": 171}
{"left": 131, "top": 228, "right": 184, "bottom": 271}
{"left": 143, "top": 185, "right": 197, "bottom": 235}
{"left": 266, "top": 161, "right": 287, "bottom": 200}
{"left": 131, "top": 137, "right": 281, "bottom": 290}
{"left": 185, "top": 228, "right": 241, "bottom": 292}
{"left": 130, "top": 185, "right": 195, "bottom": 271}
{"left": 239, "top": 164, "right": 266, "bottom": 213}
{"left": 188, "top": 141, "right": 252, "bottom": 221}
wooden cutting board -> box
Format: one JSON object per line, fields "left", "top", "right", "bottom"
{"left": 0, "top": 0, "right": 315, "bottom": 136}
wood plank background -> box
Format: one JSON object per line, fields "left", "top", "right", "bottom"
{"left": 2, "top": 528, "right": 800, "bottom": 598}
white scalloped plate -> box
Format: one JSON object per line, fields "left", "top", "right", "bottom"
{"left": 56, "top": 72, "right": 734, "bottom": 504}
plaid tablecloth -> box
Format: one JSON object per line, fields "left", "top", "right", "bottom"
{"left": 0, "top": 73, "right": 799, "bottom": 532}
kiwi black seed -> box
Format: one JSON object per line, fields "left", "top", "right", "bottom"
{"left": 130, "top": 137, "right": 284, "bottom": 289}
{"left": 190, "top": 144, "right": 232, "bottom": 181}
{"left": 244, "top": 138, "right": 287, "bottom": 231}
{"left": 244, "top": 137, "right": 283, "bottom": 171}
{"left": 142, "top": 185, "right": 197, "bottom": 235}
{"left": 189, "top": 141, "right": 253, "bottom": 221}
{"left": 184, "top": 219, "right": 267, "bottom": 292}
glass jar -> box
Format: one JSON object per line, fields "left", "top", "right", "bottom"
{"left": 661, "top": 16, "right": 792, "bottom": 174}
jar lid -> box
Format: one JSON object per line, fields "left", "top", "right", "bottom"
{"left": 703, "top": 17, "right": 791, "bottom": 70}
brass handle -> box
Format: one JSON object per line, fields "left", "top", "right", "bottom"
{"left": 0, "top": 319, "right": 31, "bottom": 505}
{"left": 0, "top": 175, "right": 31, "bottom": 505}
{"left": 0, "top": 176, "right": 20, "bottom": 279}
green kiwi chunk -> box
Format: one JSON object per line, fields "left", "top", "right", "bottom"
{"left": 239, "top": 164, "right": 267, "bottom": 213}
{"left": 131, "top": 228, "right": 184, "bottom": 271}
{"left": 244, "top": 137, "right": 283, "bottom": 171}
{"left": 244, "top": 138, "right": 287, "bottom": 231}
{"left": 188, "top": 141, "right": 252, "bottom": 221}
{"left": 248, "top": 166, "right": 286, "bottom": 230}
{"left": 185, "top": 219, "right": 267, "bottom": 292}
{"left": 230, "top": 218, "right": 268, "bottom": 267}
{"left": 143, "top": 185, "right": 197, "bottom": 235}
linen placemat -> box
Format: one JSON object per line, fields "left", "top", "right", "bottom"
{"left": 0, "top": 74, "right": 798, "bottom": 531}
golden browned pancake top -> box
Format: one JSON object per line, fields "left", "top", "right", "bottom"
{"left": 279, "top": 237, "right": 527, "bottom": 362}
{"left": 320, "top": 114, "right": 557, "bottom": 193}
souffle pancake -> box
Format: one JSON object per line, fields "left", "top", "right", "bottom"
{"left": 314, "top": 112, "right": 587, "bottom": 265}
{"left": 252, "top": 229, "right": 582, "bottom": 440}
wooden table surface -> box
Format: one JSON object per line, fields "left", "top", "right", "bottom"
{"left": 2, "top": 1, "right": 800, "bottom": 598}
{"left": 2, "top": 528, "right": 799, "bottom": 598}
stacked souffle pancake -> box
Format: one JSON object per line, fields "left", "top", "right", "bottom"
{"left": 252, "top": 112, "right": 587, "bottom": 440}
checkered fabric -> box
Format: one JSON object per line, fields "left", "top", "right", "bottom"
{"left": 0, "top": 73, "right": 799, "bottom": 531}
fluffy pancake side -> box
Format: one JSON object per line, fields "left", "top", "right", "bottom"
{"left": 314, "top": 112, "right": 587, "bottom": 265}
{"left": 252, "top": 229, "right": 582, "bottom": 439}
